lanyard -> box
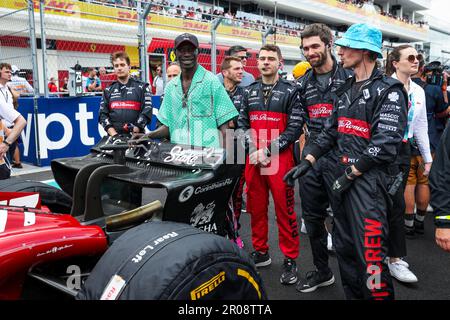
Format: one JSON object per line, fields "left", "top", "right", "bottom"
{"left": 403, "top": 92, "right": 415, "bottom": 142}
{"left": 0, "top": 87, "right": 8, "bottom": 103}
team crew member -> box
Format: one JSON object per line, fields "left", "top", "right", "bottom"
{"left": 99, "top": 51, "right": 153, "bottom": 137}
{"left": 294, "top": 23, "right": 352, "bottom": 293}
{"left": 430, "top": 120, "right": 450, "bottom": 252}
{"left": 238, "top": 45, "right": 303, "bottom": 285}
{"left": 221, "top": 56, "right": 245, "bottom": 247}
{"left": 146, "top": 33, "right": 238, "bottom": 148}
{"left": 285, "top": 24, "right": 408, "bottom": 300}
{"left": 0, "top": 63, "right": 27, "bottom": 179}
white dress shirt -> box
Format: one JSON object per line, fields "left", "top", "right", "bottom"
{"left": 392, "top": 73, "right": 432, "bottom": 163}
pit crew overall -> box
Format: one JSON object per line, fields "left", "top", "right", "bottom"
{"left": 238, "top": 79, "right": 303, "bottom": 259}
{"left": 309, "top": 68, "right": 408, "bottom": 300}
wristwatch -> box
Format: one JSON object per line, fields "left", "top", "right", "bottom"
{"left": 2, "top": 140, "right": 10, "bottom": 147}
{"left": 345, "top": 166, "right": 357, "bottom": 179}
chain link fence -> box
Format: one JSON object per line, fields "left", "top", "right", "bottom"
{"left": 2, "top": 0, "right": 304, "bottom": 97}
{"left": 0, "top": 0, "right": 38, "bottom": 97}
{"left": 37, "top": 0, "right": 141, "bottom": 97}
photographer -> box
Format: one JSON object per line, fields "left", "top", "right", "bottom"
{"left": 429, "top": 119, "right": 450, "bottom": 252}
{"left": 412, "top": 59, "right": 448, "bottom": 155}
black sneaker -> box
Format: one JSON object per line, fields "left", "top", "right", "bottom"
{"left": 405, "top": 225, "right": 415, "bottom": 238}
{"left": 280, "top": 258, "right": 298, "bottom": 285}
{"left": 251, "top": 251, "right": 271, "bottom": 267}
{"left": 414, "top": 218, "right": 424, "bottom": 235}
{"left": 296, "top": 270, "right": 335, "bottom": 293}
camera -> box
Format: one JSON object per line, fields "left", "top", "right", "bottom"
{"left": 424, "top": 61, "right": 449, "bottom": 87}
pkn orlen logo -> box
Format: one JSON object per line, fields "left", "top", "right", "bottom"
{"left": 190, "top": 271, "right": 226, "bottom": 300}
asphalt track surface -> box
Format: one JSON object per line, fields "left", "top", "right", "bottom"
{"left": 16, "top": 168, "right": 450, "bottom": 300}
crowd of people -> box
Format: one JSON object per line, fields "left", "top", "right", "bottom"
{"left": 338, "top": 0, "right": 428, "bottom": 27}
{"left": 79, "top": 0, "right": 428, "bottom": 34}
{"left": 80, "top": 0, "right": 309, "bottom": 36}
{"left": 95, "top": 25, "right": 450, "bottom": 300}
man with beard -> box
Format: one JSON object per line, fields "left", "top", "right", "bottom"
{"left": 238, "top": 45, "right": 303, "bottom": 285}
{"left": 284, "top": 23, "right": 408, "bottom": 300}
{"left": 294, "top": 23, "right": 352, "bottom": 293}
{"left": 144, "top": 33, "right": 238, "bottom": 148}
{"left": 99, "top": 51, "right": 153, "bottom": 137}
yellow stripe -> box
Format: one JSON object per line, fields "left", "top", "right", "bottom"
{"left": 436, "top": 216, "right": 450, "bottom": 221}
{"left": 237, "top": 269, "right": 261, "bottom": 299}
{"left": 190, "top": 271, "right": 225, "bottom": 300}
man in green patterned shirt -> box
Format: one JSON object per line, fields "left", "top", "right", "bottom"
{"left": 144, "top": 33, "right": 238, "bottom": 149}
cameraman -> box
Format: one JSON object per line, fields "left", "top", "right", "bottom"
{"left": 412, "top": 59, "right": 448, "bottom": 156}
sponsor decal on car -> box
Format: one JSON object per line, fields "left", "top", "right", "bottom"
{"left": 190, "top": 271, "right": 226, "bottom": 300}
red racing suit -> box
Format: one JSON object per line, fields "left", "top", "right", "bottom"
{"left": 237, "top": 79, "right": 304, "bottom": 259}
{"left": 99, "top": 78, "right": 153, "bottom": 134}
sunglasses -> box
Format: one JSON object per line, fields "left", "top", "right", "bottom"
{"left": 236, "top": 54, "right": 249, "bottom": 60}
{"left": 406, "top": 55, "right": 420, "bottom": 63}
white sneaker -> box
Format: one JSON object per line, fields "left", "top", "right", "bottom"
{"left": 388, "top": 259, "right": 418, "bottom": 283}
{"left": 300, "top": 218, "right": 307, "bottom": 234}
{"left": 327, "top": 232, "right": 333, "bottom": 251}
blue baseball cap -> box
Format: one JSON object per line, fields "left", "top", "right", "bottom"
{"left": 335, "top": 23, "right": 383, "bottom": 58}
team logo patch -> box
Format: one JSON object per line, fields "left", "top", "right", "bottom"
{"left": 388, "top": 92, "right": 399, "bottom": 103}
{"left": 363, "top": 89, "right": 370, "bottom": 100}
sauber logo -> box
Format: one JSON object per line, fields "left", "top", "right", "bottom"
{"left": 190, "top": 271, "right": 226, "bottom": 300}
{"left": 307, "top": 104, "right": 333, "bottom": 118}
{"left": 338, "top": 117, "right": 371, "bottom": 139}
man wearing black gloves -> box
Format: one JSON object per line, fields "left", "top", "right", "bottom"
{"left": 285, "top": 23, "right": 408, "bottom": 300}
{"left": 294, "top": 23, "right": 352, "bottom": 293}
{"left": 430, "top": 120, "right": 450, "bottom": 252}
{"left": 99, "top": 51, "right": 153, "bottom": 138}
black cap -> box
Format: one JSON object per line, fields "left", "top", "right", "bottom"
{"left": 174, "top": 33, "right": 199, "bottom": 49}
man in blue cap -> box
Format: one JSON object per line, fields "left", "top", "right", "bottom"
{"left": 284, "top": 23, "right": 408, "bottom": 300}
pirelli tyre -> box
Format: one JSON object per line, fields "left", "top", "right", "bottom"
{"left": 77, "top": 221, "right": 267, "bottom": 300}
{"left": 0, "top": 177, "right": 72, "bottom": 213}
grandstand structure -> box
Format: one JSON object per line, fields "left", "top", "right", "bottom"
{"left": 0, "top": 0, "right": 447, "bottom": 94}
